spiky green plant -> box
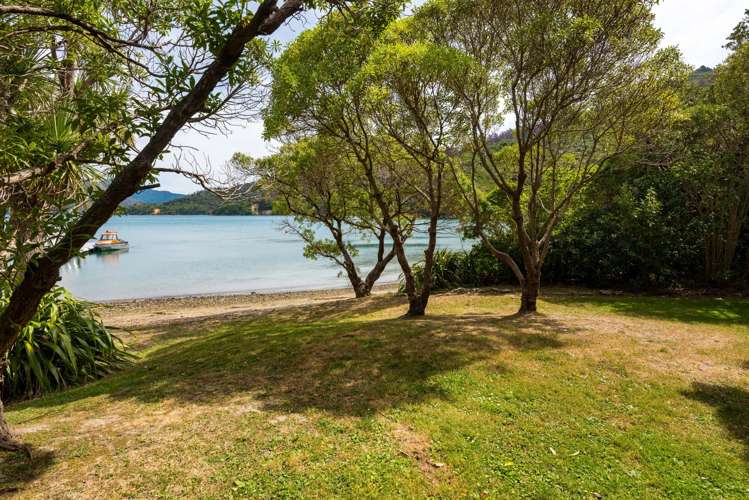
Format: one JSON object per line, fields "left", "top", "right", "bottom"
{"left": 402, "top": 249, "right": 470, "bottom": 293}
{"left": 1, "top": 285, "right": 133, "bottom": 401}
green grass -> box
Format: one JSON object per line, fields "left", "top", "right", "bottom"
{"left": 1, "top": 292, "right": 748, "bottom": 498}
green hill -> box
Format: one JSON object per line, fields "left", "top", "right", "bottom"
{"left": 689, "top": 65, "right": 714, "bottom": 87}
{"left": 122, "top": 187, "right": 274, "bottom": 215}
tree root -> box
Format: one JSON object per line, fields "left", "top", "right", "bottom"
{"left": 0, "top": 434, "right": 31, "bottom": 459}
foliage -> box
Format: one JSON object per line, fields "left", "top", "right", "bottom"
{"left": 409, "top": 159, "right": 716, "bottom": 292}
{"left": 1, "top": 285, "right": 132, "bottom": 401}
{"left": 725, "top": 8, "right": 749, "bottom": 51}
{"left": 404, "top": 246, "right": 514, "bottom": 293}
{"left": 545, "top": 167, "right": 704, "bottom": 288}
{"left": 0, "top": 1, "right": 136, "bottom": 285}
{"left": 675, "top": 38, "right": 749, "bottom": 283}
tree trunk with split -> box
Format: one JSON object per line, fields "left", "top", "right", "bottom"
{"left": 393, "top": 214, "right": 438, "bottom": 317}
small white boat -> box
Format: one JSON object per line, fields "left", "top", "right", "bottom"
{"left": 93, "top": 230, "right": 129, "bottom": 252}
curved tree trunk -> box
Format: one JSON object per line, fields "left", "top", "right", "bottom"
{"left": 334, "top": 226, "right": 395, "bottom": 299}
{"left": 0, "top": 0, "right": 304, "bottom": 455}
{"left": 405, "top": 293, "right": 429, "bottom": 316}
{"left": 361, "top": 246, "right": 396, "bottom": 297}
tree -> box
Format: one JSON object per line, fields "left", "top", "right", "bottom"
{"left": 265, "top": 2, "right": 453, "bottom": 314}
{"left": 0, "top": 1, "right": 137, "bottom": 288}
{"left": 414, "top": 0, "right": 686, "bottom": 313}
{"left": 256, "top": 136, "right": 396, "bottom": 298}
{"left": 350, "top": 23, "right": 469, "bottom": 314}
{"left": 680, "top": 41, "right": 749, "bottom": 282}
{"left": 725, "top": 8, "right": 749, "bottom": 51}
{"left": 0, "top": 0, "right": 349, "bottom": 456}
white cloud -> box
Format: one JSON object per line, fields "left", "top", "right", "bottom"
{"left": 159, "top": 0, "right": 747, "bottom": 193}
{"left": 654, "top": 0, "right": 744, "bottom": 67}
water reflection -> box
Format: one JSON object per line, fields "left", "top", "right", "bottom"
{"left": 93, "top": 250, "right": 128, "bottom": 265}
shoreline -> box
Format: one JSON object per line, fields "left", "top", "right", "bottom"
{"left": 94, "top": 282, "right": 746, "bottom": 332}
{"left": 96, "top": 283, "right": 401, "bottom": 330}
{"left": 94, "top": 279, "right": 399, "bottom": 305}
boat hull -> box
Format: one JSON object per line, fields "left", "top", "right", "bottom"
{"left": 92, "top": 242, "right": 129, "bottom": 252}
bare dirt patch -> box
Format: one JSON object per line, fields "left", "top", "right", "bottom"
{"left": 392, "top": 424, "right": 449, "bottom": 484}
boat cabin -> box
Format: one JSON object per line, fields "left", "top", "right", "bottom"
{"left": 99, "top": 230, "right": 121, "bottom": 242}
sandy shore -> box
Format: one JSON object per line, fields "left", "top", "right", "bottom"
{"left": 95, "top": 284, "right": 401, "bottom": 330}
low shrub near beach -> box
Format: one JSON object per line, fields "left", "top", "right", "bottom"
{"left": 404, "top": 247, "right": 518, "bottom": 293}
{"left": 1, "top": 285, "right": 132, "bottom": 401}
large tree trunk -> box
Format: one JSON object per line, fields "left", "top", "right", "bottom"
{"left": 396, "top": 214, "right": 439, "bottom": 317}
{"left": 406, "top": 293, "right": 429, "bottom": 316}
{"left": 519, "top": 270, "right": 540, "bottom": 315}
{"left": 391, "top": 228, "right": 421, "bottom": 315}
{"left": 388, "top": 225, "right": 428, "bottom": 316}
{"left": 0, "top": 0, "right": 303, "bottom": 455}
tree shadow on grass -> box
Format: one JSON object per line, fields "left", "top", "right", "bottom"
{"left": 13, "top": 295, "right": 572, "bottom": 418}
{"left": 544, "top": 294, "right": 749, "bottom": 327}
{"left": 119, "top": 293, "right": 407, "bottom": 350}
{"left": 0, "top": 448, "right": 54, "bottom": 494}
{"left": 682, "top": 382, "right": 749, "bottom": 462}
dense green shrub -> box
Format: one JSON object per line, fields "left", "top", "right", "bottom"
{"left": 405, "top": 246, "right": 517, "bottom": 293}
{"left": 409, "top": 167, "right": 722, "bottom": 292}
{"left": 545, "top": 168, "right": 704, "bottom": 288}
{"left": 1, "top": 285, "right": 133, "bottom": 401}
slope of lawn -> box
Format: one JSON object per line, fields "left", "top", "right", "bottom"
{"left": 1, "top": 291, "right": 748, "bottom": 498}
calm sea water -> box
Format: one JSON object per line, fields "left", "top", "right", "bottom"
{"left": 60, "top": 216, "right": 469, "bottom": 301}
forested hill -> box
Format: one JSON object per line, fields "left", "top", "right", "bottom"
{"left": 121, "top": 189, "right": 185, "bottom": 206}
{"left": 121, "top": 188, "right": 275, "bottom": 215}
{"left": 689, "top": 65, "right": 714, "bottom": 87}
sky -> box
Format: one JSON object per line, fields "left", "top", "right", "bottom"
{"left": 158, "top": 0, "right": 748, "bottom": 194}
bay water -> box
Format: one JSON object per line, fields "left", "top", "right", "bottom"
{"left": 60, "top": 215, "right": 469, "bottom": 301}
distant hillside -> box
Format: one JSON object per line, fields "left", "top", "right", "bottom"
{"left": 689, "top": 65, "right": 714, "bottom": 87}
{"left": 122, "top": 189, "right": 185, "bottom": 206}
{"left": 122, "top": 187, "right": 275, "bottom": 215}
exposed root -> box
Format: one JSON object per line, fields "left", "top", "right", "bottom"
{"left": 0, "top": 434, "right": 32, "bottom": 459}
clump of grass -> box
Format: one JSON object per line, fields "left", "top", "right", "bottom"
{"left": 1, "top": 285, "right": 133, "bottom": 401}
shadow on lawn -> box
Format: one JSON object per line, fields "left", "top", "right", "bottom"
{"left": 15, "top": 295, "right": 570, "bottom": 418}
{"left": 544, "top": 294, "right": 749, "bottom": 327}
{"left": 0, "top": 448, "right": 54, "bottom": 494}
{"left": 682, "top": 382, "right": 749, "bottom": 462}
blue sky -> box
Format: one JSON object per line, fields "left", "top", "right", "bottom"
{"left": 159, "top": 0, "right": 748, "bottom": 193}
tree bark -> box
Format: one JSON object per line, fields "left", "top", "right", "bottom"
{"left": 362, "top": 250, "right": 395, "bottom": 295}
{"left": 331, "top": 223, "right": 395, "bottom": 299}
{"left": 393, "top": 214, "right": 439, "bottom": 317}
{"left": 519, "top": 270, "right": 540, "bottom": 315}
{"left": 406, "top": 293, "right": 429, "bottom": 316}
{"left": 0, "top": 0, "right": 303, "bottom": 454}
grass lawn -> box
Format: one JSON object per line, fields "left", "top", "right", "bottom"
{"left": 1, "top": 290, "right": 748, "bottom": 498}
